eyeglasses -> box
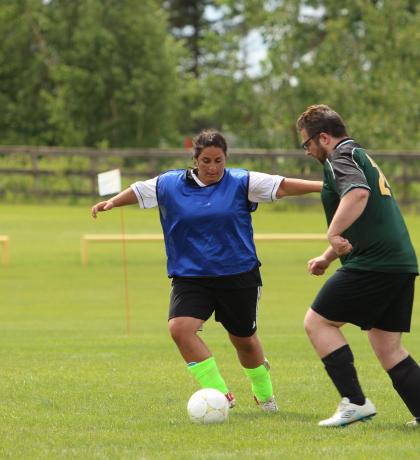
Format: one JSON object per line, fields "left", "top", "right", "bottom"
{"left": 301, "top": 132, "right": 320, "bottom": 150}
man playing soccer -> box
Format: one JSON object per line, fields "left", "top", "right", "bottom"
{"left": 297, "top": 104, "right": 420, "bottom": 427}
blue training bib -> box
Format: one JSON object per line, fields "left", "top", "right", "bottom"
{"left": 157, "top": 168, "right": 258, "bottom": 277}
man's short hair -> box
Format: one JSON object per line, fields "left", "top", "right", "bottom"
{"left": 296, "top": 105, "right": 348, "bottom": 138}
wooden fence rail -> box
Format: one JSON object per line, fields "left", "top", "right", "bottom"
{"left": 1, "top": 146, "right": 420, "bottom": 203}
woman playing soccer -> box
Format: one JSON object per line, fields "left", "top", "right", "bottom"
{"left": 91, "top": 130, "right": 322, "bottom": 411}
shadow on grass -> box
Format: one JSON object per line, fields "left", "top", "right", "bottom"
{"left": 230, "top": 411, "right": 417, "bottom": 432}
{"left": 372, "top": 419, "right": 420, "bottom": 433}
{"left": 231, "top": 410, "right": 319, "bottom": 423}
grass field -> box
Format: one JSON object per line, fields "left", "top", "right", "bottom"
{"left": 1, "top": 203, "right": 419, "bottom": 459}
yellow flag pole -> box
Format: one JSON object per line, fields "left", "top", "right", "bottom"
{"left": 119, "top": 207, "right": 131, "bottom": 336}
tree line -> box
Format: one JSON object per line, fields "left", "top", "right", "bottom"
{"left": 0, "top": 0, "right": 418, "bottom": 149}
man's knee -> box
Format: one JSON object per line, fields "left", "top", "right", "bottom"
{"left": 304, "top": 309, "right": 320, "bottom": 336}
{"left": 369, "top": 330, "right": 407, "bottom": 369}
{"left": 376, "top": 347, "right": 407, "bottom": 370}
{"left": 304, "top": 308, "right": 342, "bottom": 336}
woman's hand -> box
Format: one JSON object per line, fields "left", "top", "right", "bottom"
{"left": 91, "top": 200, "right": 114, "bottom": 218}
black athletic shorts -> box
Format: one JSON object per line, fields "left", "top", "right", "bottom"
{"left": 168, "top": 273, "right": 262, "bottom": 337}
{"left": 312, "top": 268, "right": 417, "bottom": 332}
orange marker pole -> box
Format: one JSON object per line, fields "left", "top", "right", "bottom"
{"left": 120, "top": 207, "right": 131, "bottom": 336}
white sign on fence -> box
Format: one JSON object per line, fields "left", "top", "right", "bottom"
{"left": 97, "top": 169, "right": 122, "bottom": 197}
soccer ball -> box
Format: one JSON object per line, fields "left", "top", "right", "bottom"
{"left": 187, "top": 388, "right": 229, "bottom": 424}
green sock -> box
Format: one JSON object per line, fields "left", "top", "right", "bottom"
{"left": 187, "top": 356, "right": 228, "bottom": 394}
{"left": 243, "top": 360, "right": 273, "bottom": 402}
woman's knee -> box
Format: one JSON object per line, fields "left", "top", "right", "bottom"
{"left": 230, "top": 333, "right": 260, "bottom": 354}
{"left": 168, "top": 317, "right": 200, "bottom": 342}
{"left": 240, "top": 339, "right": 258, "bottom": 354}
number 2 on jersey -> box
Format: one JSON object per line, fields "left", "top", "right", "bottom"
{"left": 366, "top": 154, "right": 392, "bottom": 196}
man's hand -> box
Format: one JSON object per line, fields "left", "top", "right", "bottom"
{"left": 328, "top": 234, "right": 353, "bottom": 257}
{"left": 308, "top": 256, "right": 330, "bottom": 276}
{"left": 326, "top": 188, "right": 368, "bottom": 257}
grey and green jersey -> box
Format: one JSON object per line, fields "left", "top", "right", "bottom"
{"left": 322, "top": 139, "right": 418, "bottom": 273}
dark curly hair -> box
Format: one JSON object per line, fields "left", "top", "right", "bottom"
{"left": 192, "top": 130, "right": 228, "bottom": 159}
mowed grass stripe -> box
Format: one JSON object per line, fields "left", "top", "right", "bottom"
{"left": 0, "top": 204, "right": 419, "bottom": 459}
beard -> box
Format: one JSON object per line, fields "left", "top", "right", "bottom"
{"left": 314, "top": 140, "right": 328, "bottom": 164}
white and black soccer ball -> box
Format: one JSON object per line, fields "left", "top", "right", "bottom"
{"left": 187, "top": 388, "right": 229, "bottom": 424}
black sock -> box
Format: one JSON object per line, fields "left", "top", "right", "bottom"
{"left": 322, "top": 344, "right": 366, "bottom": 405}
{"left": 388, "top": 355, "right": 420, "bottom": 418}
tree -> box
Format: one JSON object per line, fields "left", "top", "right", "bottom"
{"left": 163, "top": 0, "right": 214, "bottom": 76}
{"left": 0, "top": 0, "right": 183, "bottom": 147}
{"left": 43, "top": 0, "right": 182, "bottom": 147}
{"left": 263, "top": 0, "right": 420, "bottom": 149}
{"left": 0, "top": 0, "right": 52, "bottom": 145}
{"left": 163, "top": 0, "right": 270, "bottom": 144}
